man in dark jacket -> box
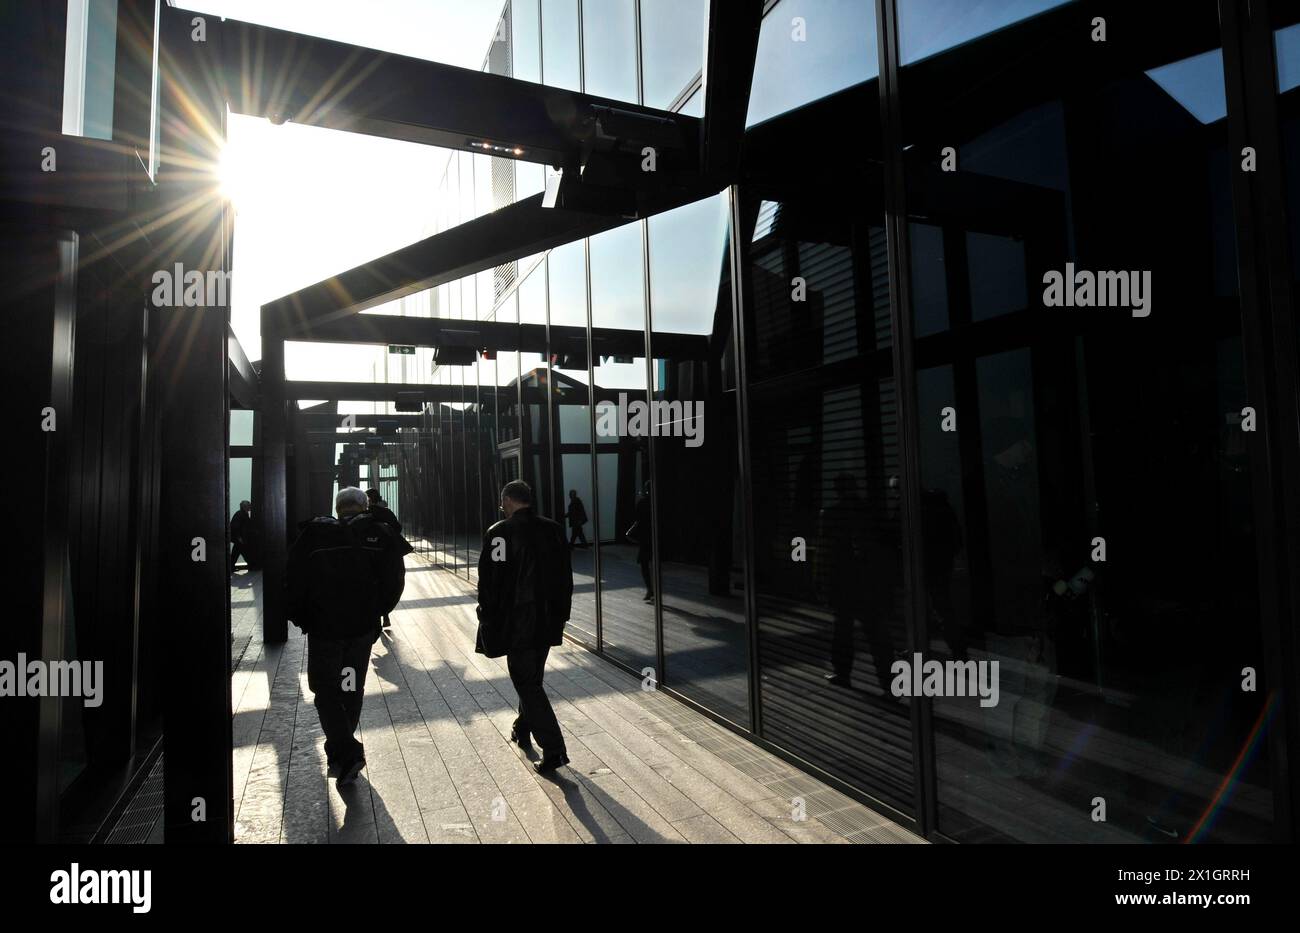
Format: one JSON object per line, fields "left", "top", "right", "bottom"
{"left": 564, "top": 489, "right": 589, "bottom": 548}
{"left": 476, "top": 480, "right": 573, "bottom": 773}
{"left": 229, "top": 500, "right": 252, "bottom": 578}
{"left": 366, "top": 488, "right": 402, "bottom": 628}
{"left": 286, "top": 486, "right": 412, "bottom": 786}
{"left": 633, "top": 482, "right": 654, "bottom": 602}
{"left": 365, "top": 487, "right": 402, "bottom": 534}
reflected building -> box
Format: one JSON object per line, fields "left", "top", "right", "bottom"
{"left": 392, "top": 0, "right": 1300, "bottom": 844}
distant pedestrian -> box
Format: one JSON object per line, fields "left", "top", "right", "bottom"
{"left": 476, "top": 480, "right": 574, "bottom": 773}
{"left": 229, "top": 500, "right": 252, "bottom": 578}
{"left": 565, "top": 489, "right": 589, "bottom": 548}
{"left": 633, "top": 482, "right": 653, "bottom": 602}
{"left": 286, "top": 487, "right": 412, "bottom": 786}
{"left": 365, "top": 488, "right": 401, "bottom": 532}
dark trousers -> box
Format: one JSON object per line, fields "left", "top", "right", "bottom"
{"left": 638, "top": 551, "right": 653, "bottom": 596}
{"left": 569, "top": 525, "right": 588, "bottom": 546}
{"left": 830, "top": 602, "right": 895, "bottom": 691}
{"left": 229, "top": 542, "right": 243, "bottom": 575}
{"left": 507, "top": 647, "right": 564, "bottom": 755}
{"left": 307, "top": 631, "right": 375, "bottom": 766}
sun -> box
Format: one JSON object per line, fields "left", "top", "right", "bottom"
{"left": 218, "top": 135, "right": 261, "bottom": 209}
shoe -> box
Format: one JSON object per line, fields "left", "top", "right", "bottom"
{"left": 533, "top": 752, "right": 570, "bottom": 774}
{"left": 336, "top": 757, "right": 365, "bottom": 787}
{"left": 824, "top": 672, "right": 851, "bottom": 688}
{"left": 510, "top": 723, "right": 534, "bottom": 753}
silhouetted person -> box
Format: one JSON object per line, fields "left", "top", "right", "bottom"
{"left": 633, "top": 482, "right": 654, "bottom": 602}
{"left": 981, "top": 416, "right": 1062, "bottom": 778}
{"left": 286, "top": 487, "right": 411, "bottom": 786}
{"left": 818, "top": 474, "right": 897, "bottom": 695}
{"left": 229, "top": 500, "right": 252, "bottom": 578}
{"left": 365, "top": 487, "right": 402, "bottom": 533}
{"left": 476, "top": 480, "right": 573, "bottom": 773}
{"left": 565, "top": 489, "right": 589, "bottom": 547}
{"left": 920, "top": 487, "right": 967, "bottom": 660}
{"left": 366, "top": 487, "right": 403, "bottom": 628}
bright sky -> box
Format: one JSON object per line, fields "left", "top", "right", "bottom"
{"left": 184, "top": 0, "right": 505, "bottom": 382}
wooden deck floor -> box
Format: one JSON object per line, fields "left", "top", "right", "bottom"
{"left": 228, "top": 557, "right": 923, "bottom": 844}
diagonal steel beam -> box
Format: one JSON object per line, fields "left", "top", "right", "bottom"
{"left": 265, "top": 183, "right": 717, "bottom": 335}
{"left": 212, "top": 12, "right": 699, "bottom": 169}
{"left": 700, "top": 0, "right": 765, "bottom": 178}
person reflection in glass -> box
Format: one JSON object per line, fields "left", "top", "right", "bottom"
{"left": 819, "top": 473, "right": 898, "bottom": 696}
{"left": 634, "top": 482, "right": 654, "bottom": 603}
{"left": 981, "top": 416, "right": 1061, "bottom": 779}
{"left": 565, "top": 489, "right": 590, "bottom": 548}
{"left": 920, "top": 487, "right": 967, "bottom": 661}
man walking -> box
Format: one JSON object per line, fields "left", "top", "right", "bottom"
{"left": 229, "top": 500, "right": 253, "bottom": 578}
{"left": 286, "top": 487, "right": 411, "bottom": 786}
{"left": 475, "top": 480, "right": 574, "bottom": 773}
{"left": 366, "top": 488, "right": 402, "bottom": 628}
{"left": 564, "top": 489, "right": 589, "bottom": 548}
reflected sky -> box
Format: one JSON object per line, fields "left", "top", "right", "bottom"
{"left": 900, "top": 0, "right": 1073, "bottom": 65}
{"left": 1146, "top": 49, "right": 1227, "bottom": 124}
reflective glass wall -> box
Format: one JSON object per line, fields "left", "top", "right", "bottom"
{"left": 398, "top": 0, "right": 1299, "bottom": 843}
{"left": 899, "top": 0, "right": 1276, "bottom": 842}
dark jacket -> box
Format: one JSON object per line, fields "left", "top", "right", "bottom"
{"left": 565, "top": 497, "right": 587, "bottom": 528}
{"left": 475, "top": 507, "right": 573, "bottom": 657}
{"left": 286, "top": 512, "right": 412, "bottom": 640}
{"left": 369, "top": 502, "right": 402, "bottom": 535}
{"left": 230, "top": 509, "right": 251, "bottom": 544}
{"left": 633, "top": 493, "right": 653, "bottom": 560}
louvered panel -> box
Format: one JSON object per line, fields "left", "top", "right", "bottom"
{"left": 797, "top": 241, "right": 857, "bottom": 364}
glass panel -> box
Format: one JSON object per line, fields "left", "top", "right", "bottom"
{"left": 900, "top": 0, "right": 1074, "bottom": 66}
{"left": 1276, "top": 12, "right": 1300, "bottom": 370}
{"left": 229, "top": 408, "right": 254, "bottom": 446}
{"left": 743, "top": 174, "right": 913, "bottom": 816}
{"left": 463, "top": 363, "right": 481, "bottom": 578}
{"left": 519, "top": 261, "right": 547, "bottom": 325}
{"left": 589, "top": 221, "right": 645, "bottom": 330}
{"left": 589, "top": 220, "right": 654, "bottom": 674}
{"left": 541, "top": 0, "right": 581, "bottom": 92}
{"left": 900, "top": 0, "right": 1273, "bottom": 843}
{"left": 641, "top": 0, "right": 707, "bottom": 110}
{"left": 62, "top": 0, "right": 118, "bottom": 139}
{"left": 512, "top": 0, "right": 541, "bottom": 83}
{"left": 229, "top": 457, "right": 253, "bottom": 534}
{"left": 746, "top": 0, "right": 878, "bottom": 128}
{"left": 182, "top": 0, "right": 503, "bottom": 69}
{"left": 548, "top": 240, "right": 587, "bottom": 327}
{"left": 582, "top": 0, "right": 637, "bottom": 103}
{"left": 650, "top": 193, "right": 749, "bottom": 724}
{"left": 519, "top": 352, "right": 551, "bottom": 518}
{"left": 552, "top": 349, "right": 597, "bottom": 645}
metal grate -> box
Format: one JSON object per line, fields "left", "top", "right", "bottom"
{"left": 104, "top": 755, "right": 165, "bottom": 844}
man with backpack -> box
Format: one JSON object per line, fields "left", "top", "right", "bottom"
{"left": 286, "top": 486, "right": 412, "bottom": 786}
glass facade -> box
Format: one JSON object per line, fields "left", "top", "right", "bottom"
{"left": 395, "top": 0, "right": 1300, "bottom": 843}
